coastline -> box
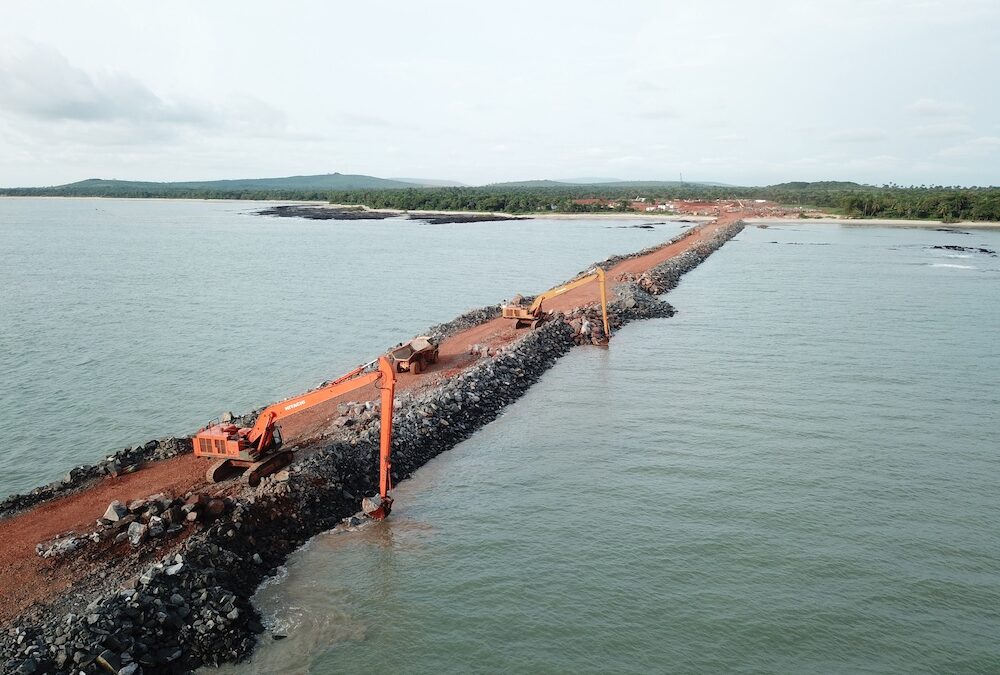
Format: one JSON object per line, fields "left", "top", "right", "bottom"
{"left": 4, "top": 196, "right": 999, "bottom": 228}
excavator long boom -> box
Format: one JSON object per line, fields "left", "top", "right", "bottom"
{"left": 245, "top": 360, "right": 384, "bottom": 451}
{"left": 528, "top": 268, "right": 610, "bottom": 338}
{"left": 372, "top": 355, "right": 395, "bottom": 519}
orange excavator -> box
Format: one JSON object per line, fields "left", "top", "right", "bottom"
{"left": 502, "top": 267, "right": 611, "bottom": 338}
{"left": 194, "top": 355, "right": 397, "bottom": 519}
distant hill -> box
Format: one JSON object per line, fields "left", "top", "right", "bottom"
{"left": 2, "top": 173, "right": 739, "bottom": 195}
{"left": 486, "top": 179, "right": 732, "bottom": 189}
{"left": 556, "top": 177, "right": 625, "bottom": 184}
{"left": 769, "top": 181, "right": 864, "bottom": 190}
{"left": 42, "top": 173, "right": 419, "bottom": 192}
{"left": 389, "top": 177, "right": 466, "bottom": 187}
{"left": 485, "top": 180, "right": 573, "bottom": 188}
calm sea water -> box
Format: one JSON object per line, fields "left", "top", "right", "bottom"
{"left": 4, "top": 200, "right": 999, "bottom": 672}
{"left": 0, "top": 198, "right": 679, "bottom": 497}
{"left": 222, "top": 223, "right": 1000, "bottom": 673}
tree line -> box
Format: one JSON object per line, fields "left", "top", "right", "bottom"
{"left": 3, "top": 182, "right": 999, "bottom": 221}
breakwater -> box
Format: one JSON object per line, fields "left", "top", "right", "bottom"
{"left": 1, "top": 220, "right": 746, "bottom": 674}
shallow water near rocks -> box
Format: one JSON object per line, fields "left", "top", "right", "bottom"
{"left": 223, "top": 224, "right": 1000, "bottom": 673}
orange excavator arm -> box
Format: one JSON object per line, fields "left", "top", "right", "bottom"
{"left": 528, "top": 268, "right": 610, "bottom": 337}
{"left": 251, "top": 356, "right": 395, "bottom": 518}
{"left": 245, "top": 360, "right": 383, "bottom": 451}
{"left": 371, "top": 355, "right": 396, "bottom": 519}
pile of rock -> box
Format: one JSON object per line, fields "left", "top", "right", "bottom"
{"left": 5, "top": 543, "right": 262, "bottom": 673}
{"left": 33, "top": 493, "right": 231, "bottom": 564}
{"left": 609, "top": 283, "right": 677, "bottom": 325}
{"left": 467, "top": 343, "right": 495, "bottom": 358}
{"left": 35, "top": 534, "right": 90, "bottom": 560}
{"left": 7, "top": 495, "right": 273, "bottom": 674}
{"left": 564, "top": 310, "right": 608, "bottom": 346}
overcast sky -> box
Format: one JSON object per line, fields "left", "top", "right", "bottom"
{"left": 1, "top": 0, "right": 998, "bottom": 187}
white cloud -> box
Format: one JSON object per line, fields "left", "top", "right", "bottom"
{"left": 0, "top": 41, "right": 289, "bottom": 147}
{"left": 829, "top": 128, "right": 887, "bottom": 143}
{"left": 912, "top": 122, "right": 975, "bottom": 138}
{"left": 845, "top": 154, "right": 900, "bottom": 170}
{"left": 906, "top": 98, "right": 971, "bottom": 117}
{"left": 333, "top": 112, "right": 400, "bottom": 129}
{"left": 636, "top": 108, "right": 679, "bottom": 121}
{"left": 937, "top": 136, "right": 1000, "bottom": 159}
{"left": 0, "top": 42, "right": 212, "bottom": 127}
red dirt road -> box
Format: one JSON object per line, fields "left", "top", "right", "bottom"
{"left": 280, "top": 213, "right": 742, "bottom": 442}
{"left": 0, "top": 213, "right": 743, "bottom": 624}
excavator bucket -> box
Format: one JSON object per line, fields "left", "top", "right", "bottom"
{"left": 362, "top": 493, "right": 393, "bottom": 520}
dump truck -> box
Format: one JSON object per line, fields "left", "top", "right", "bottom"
{"left": 389, "top": 335, "right": 439, "bottom": 374}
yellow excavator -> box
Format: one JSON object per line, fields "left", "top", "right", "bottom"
{"left": 502, "top": 267, "right": 611, "bottom": 337}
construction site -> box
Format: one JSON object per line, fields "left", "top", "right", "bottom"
{"left": 0, "top": 213, "right": 747, "bottom": 674}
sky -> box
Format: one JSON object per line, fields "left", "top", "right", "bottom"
{"left": 1, "top": 0, "right": 998, "bottom": 187}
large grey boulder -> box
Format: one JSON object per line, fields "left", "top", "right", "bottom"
{"left": 102, "top": 500, "right": 127, "bottom": 522}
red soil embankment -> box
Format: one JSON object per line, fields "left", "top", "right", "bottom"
{"left": 0, "top": 455, "right": 207, "bottom": 624}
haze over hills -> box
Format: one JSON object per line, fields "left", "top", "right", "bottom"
{"left": 27, "top": 173, "right": 420, "bottom": 192}
{"left": 486, "top": 179, "right": 733, "bottom": 188}
{"left": 3, "top": 173, "right": 736, "bottom": 193}
{"left": 389, "top": 177, "right": 466, "bottom": 187}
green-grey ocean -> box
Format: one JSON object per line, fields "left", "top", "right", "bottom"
{"left": 2, "top": 199, "right": 998, "bottom": 672}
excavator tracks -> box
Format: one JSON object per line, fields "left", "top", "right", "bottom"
{"left": 204, "top": 450, "right": 293, "bottom": 486}
{"left": 205, "top": 458, "right": 245, "bottom": 484}
{"left": 245, "top": 450, "right": 294, "bottom": 487}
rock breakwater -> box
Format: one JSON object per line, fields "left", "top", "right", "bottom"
{"left": 1, "top": 220, "right": 745, "bottom": 673}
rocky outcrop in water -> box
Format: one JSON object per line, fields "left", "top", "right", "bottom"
{"left": 258, "top": 205, "right": 394, "bottom": 220}
{"left": 258, "top": 205, "right": 527, "bottom": 224}
{"left": 929, "top": 244, "right": 996, "bottom": 256}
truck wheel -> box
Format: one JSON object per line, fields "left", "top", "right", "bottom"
{"left": 411, "top": 360, "right": 422, "bottom": 375}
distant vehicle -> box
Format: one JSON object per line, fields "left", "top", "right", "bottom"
{"left": 389, "top": 336, "right": 439, "bottom": 374}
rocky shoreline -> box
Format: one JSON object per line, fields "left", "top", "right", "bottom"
{"left": 1, "top": 220, "right": 745, "bottom": 674}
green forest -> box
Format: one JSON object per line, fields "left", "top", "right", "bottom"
{"left": 3, "top": 181, "right": 1000, "bottom": 222}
